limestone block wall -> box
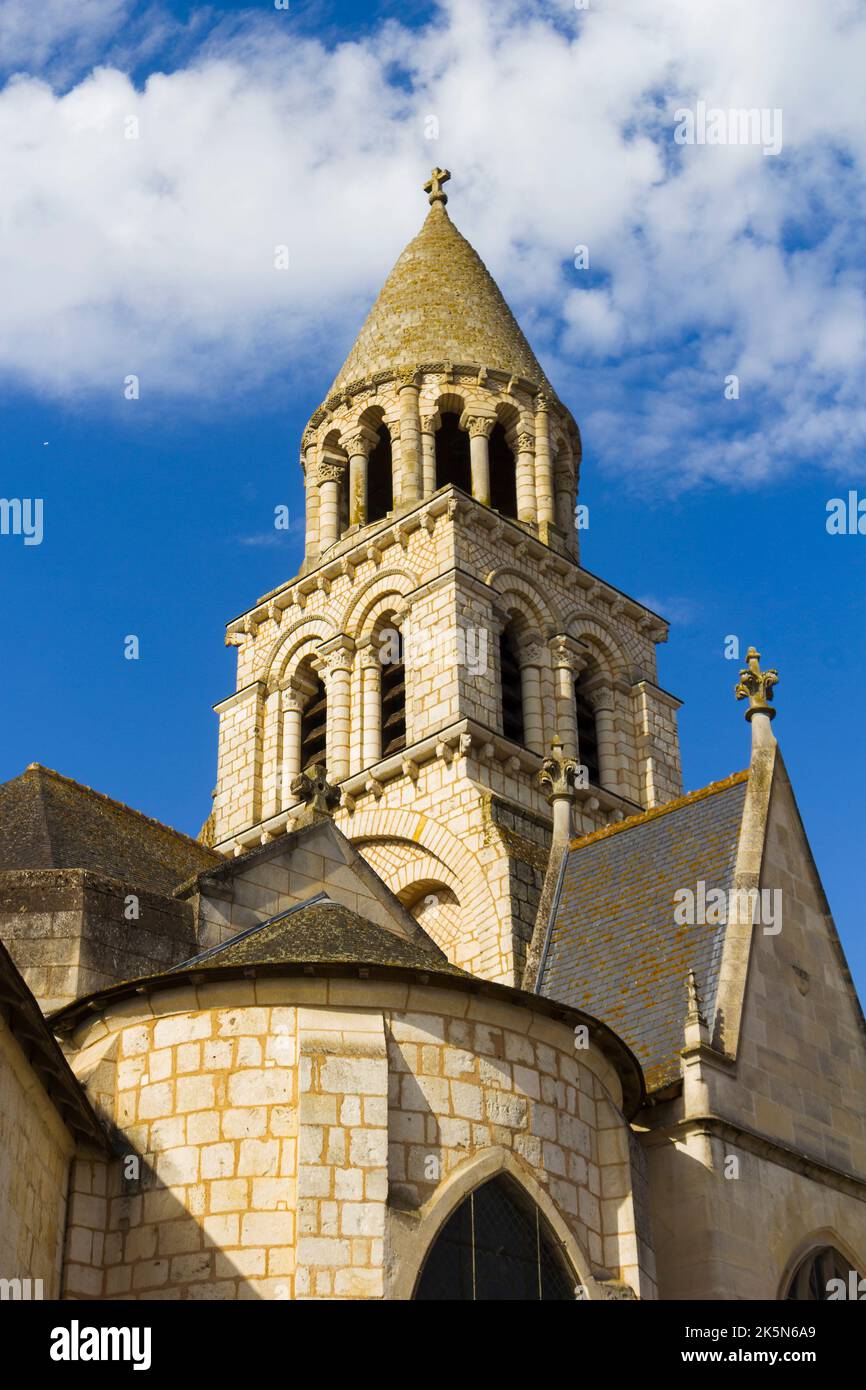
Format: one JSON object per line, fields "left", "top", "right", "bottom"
{"left": 61, "top": 976, "right": 652, "bottom": 1300}
{"left": 0, "top": 1006, "right": 74, "bottom": 1295}
{"left": 0, "top": 870, "right": 197, "bottom": 1013}
{"left": 643, "top": 1126, "right": 866, "bottom": 1300}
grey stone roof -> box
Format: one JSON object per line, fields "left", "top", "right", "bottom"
{"left": 172, "top": 893, "right": 464, "bottom": 975}
{"left": 0, "top": 765, "right": 222, "bottom": 896}
{"left": 538, "top": 773, "right": 749, "bottom": 1092}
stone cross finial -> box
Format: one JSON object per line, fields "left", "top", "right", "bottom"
{"left": 735, "top": 646, "right": 778, "bottom": 722}
{"left": 290, "top": 763, "right": 341, "bottom": 817}
{"left": 424, "top": 167, "right": 451, "bottom": 206}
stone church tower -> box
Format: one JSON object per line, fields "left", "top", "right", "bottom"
{"left": 210, "top": 169, "right": 682, "bottom": 986}
{"left": 1, "top": 170, "right": 864, "bottom": 1304}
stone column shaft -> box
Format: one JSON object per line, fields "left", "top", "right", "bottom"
{"left": 550, "top": 642, "right": 584, "bottom": 759}
{"left": 420, "top": 417, "right": 438, "bottom": 496}
{"left": 348, "top": 451, "right": 367, "bottom": 528}
{"left": 303, "top": 445, "right": 320, "bottom": 563}
{"left": 361, "top": 654, "right": 382, "bottom": 767}
{"left": 323, "top": 650, "right": 353, "bottom": 780}
{"left": 397, "top": 379, "right": 422, "bottom": 505}
{"left": 468, "top": 424, "right": 492, "bottom": 506}
{"left": 589, "top": 689, "right": 619, "bottom": 793}
{"left": 261, "top": 688, "right": 283, "bottom": 819}
{"left": 317, "top": 464, "right": 343, "bottom": 550}
{"left": 520, "top": 643, "right": 546, "bottom": 755}
{"left": 534, "top": 398, "right": 555, "bottom": 526}
{"left": 280, "top": 690, "right": 303, "bottom": 806}
{"left": 516, "top": 431, "right": 537, "bottom": 524}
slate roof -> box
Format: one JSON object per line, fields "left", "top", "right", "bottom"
{"left": 538, "top": 772, "right": 749, "bottom": 1093}
{"left": 171, "top": 893, "right": 465, "bottom": 976}
{"left": 0, "top": 764, "right": 222, "bottom": 896}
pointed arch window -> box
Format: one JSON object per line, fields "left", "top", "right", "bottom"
{"left": 367, "top": 425, "right": 393, "bottom": 523}
{"left": 299, "top": 675, "right": 327, "bottom": 770}
{"left": 435, "top": 412, "right": 471, "bottom": 493}
{"left": 574, "top": 677, "right": 600, "bottom": 786}
{"left": 380, "top": 626, "right": 406, "bottom": 757}
{"left": 499, "top": 623, "right": 525, "bottom": 745}
{"left": 414, "top": 1176, "right": 575, "bottom": 1300}
{"left": 489, "top": 422, "right": 517, "bottom": 519}
{"left": 785, "top": 1247, "right": 862, "bottom": 1300}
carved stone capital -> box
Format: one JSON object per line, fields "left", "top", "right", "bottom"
{"left": 538, "top": 738, "right": 580, "bottom": 801}
{"left": 584, "top": 683, "right": 615, "bottom": 714}
{"left": 548, "top": 635, "right": 589, "bottom": 673}
{"left": 465, "top": 415, "right": 495, "bottom": 439}
{"left": 321, "top": 648, "right": 354, "bottom": 676}
{"left": 519, "top": 632, "right": 546, "bottom": 667}
{"left": 420, "top": 412, "right": 441, "bottom": 435}
{"left": 516, "top": 430, "right": 535, "bottom": 454}
{"left": 317, "top": 460, "right": 345, "bottom": 485}
{"left": 341, "top": 424, "right": 379, "bottom": 458}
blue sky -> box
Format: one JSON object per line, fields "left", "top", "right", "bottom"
{"left": 1, "top": 0, "right": 864, "bottom": 997}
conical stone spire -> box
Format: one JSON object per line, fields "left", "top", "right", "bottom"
{"left": 326, "top": 173, "right": 555, "bottom": 401}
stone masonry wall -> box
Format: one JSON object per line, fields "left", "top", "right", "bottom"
{"left": 0, "top": 870, "right": 197, "bottom": 1013}
{"left": 0, "top": 1006, "right": 74, "bottom": 1296}
{"left": 61, "top": 976, "right": 650, "bottom": 1300}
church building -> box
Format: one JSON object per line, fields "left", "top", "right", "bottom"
{"left": 1, "top": 171, "right": 864, "bottom": 1301}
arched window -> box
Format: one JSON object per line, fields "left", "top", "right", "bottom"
{"left": 499, "top": 624, "right": 525, "bottom": 745}
{"left": 380, "top": 626, "right": 406, "bottom": 757}
{"left": 414, "top": 1176, "right": 576, "bottom": 1300}
{"left": 574, "top": 678, "right": 600, "bottom": 786}
{"left": 435, "top": 412, "right": 471, "bottom": 493}
{"left": 489, "top": 423, "right": 517, "bottom": 518}
{"left": 785, "top": 1246, "right": 862, "bottom": 1300}
{"left": 367, "top": 426, "right": 393, "bottom": 523}
{"left": 299, "top": 675, "right": 327, "bottom": 770}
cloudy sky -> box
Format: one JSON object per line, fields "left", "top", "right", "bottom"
{"left": 3, "top": 0, "right": 866, "bottom": 483}
{"left": 1, "top": 0, "right": 865, "bottom": 988}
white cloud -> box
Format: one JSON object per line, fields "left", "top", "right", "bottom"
{"left": 1, "top": 0, "right": 866, "bottom": 488}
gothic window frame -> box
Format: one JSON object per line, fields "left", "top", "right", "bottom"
{"left": 783, "top": 1244, "right": 864, "bottom": 1301}
{"left": 413, "top": 1174, "right": 578, "bottom": 1301}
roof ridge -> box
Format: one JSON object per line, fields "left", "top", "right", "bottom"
{"left": 20, "top": 763, "right": 222, "bottom": 860}
{"left": 568, "top": 769, "right": 749, "bottom": 853}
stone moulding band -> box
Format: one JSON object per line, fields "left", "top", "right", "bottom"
{"left": 223, "top": 487, "right": 670, "bottom": 645}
